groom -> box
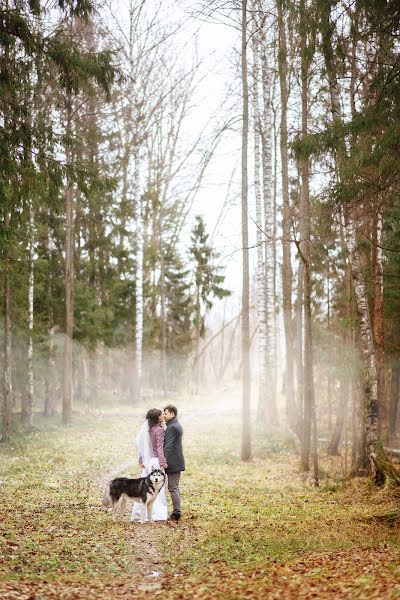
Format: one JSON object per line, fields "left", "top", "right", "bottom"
{"left": 163, "top": 405, "right": 185, "bottom": 522}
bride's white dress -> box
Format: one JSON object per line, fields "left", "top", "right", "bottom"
{"left": 131, "top": 422, "right": 168, "bottom": 522}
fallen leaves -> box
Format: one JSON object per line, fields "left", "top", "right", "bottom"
{"left": 1, "top": 410, "right": 400, "bottom": 598}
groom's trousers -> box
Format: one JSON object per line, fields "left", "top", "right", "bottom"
{"left": 167, "top": 472, "right": 181, "bottom": 514}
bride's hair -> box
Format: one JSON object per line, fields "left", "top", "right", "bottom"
{"left": 146, "top": 408, "right": 162, "bottom": 429}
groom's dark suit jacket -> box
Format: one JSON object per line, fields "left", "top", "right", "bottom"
{"left": 164, "top": 417, "right": 185, "bottom": 473}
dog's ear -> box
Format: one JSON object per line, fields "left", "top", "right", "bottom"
{"left": 151, "top": 466, "right": 155, "bottom": 472}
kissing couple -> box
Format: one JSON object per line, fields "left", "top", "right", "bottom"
{"left": 131, "top": 405, "right": 185, "bottom": 523}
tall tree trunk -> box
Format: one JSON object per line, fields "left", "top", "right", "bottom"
{"left": 219, "top": 302, "right": 226, "bottom": 381}
{"left": 194, "top": 286, "right": 201, "bottom": 392}
{"left": 44, "top": 219, "right": 56, "bottom": 417}
{"left": 304, "top": 257, "right": 319, "bottom": 484}
{"left": 241, "top": 0, "right": 251, "bottom": 460}
{"left": 81, "top": 355, "right": 88, "bottom": 409}
{"left": 298, "top": 0, "right": 315, "bottom": 473}
{"left": 134, "top": 147, "right": 144, "bottom": 402}
{"left": 327, "top": 259, "right": 332, "bottom": 430}
{"left": 389, "top": 364, "right": 399, "bottom": 439}
{"left": 372, "top": 210, "right": 386, "bottom": 441}
{"left": 295, "top": 262, "right": 304, "bottom": 433}
{"left": 251, "top": 2, "right": 267, "bottom": 420}
{"left": 320, "top": 2, "right": 397, "bottom": 483}
{"left": 345, "top": 222, "right": 399, "bottom": 483}
{"left": 277, "top": 0, "right": 295, "bottom": 431}
{"left": 159, "top": 209, "right": 167, "bottom": 394}
{"left": 272, "top": 99, "right": 279, "bottom": 414}
{"left": 320, "top": 2, "right": 359, "bottom": 468}
{"left": 349, "top": 266, "right": 358, "bottom": 467}
{"left": 22, "top": 205, "right": 35, "bottom": 427}
{"left": 260, "top": 13, "right": 277, "bottom": 424}
{"left": 63, "top": 104, "right": 74, "bottom": 425}
{"left": 2, "top": 213, "right": 12, "bottom": 442}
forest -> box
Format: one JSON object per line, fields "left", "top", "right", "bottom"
{"left": 1, "top": 0, "right": 400, "bottom": 598}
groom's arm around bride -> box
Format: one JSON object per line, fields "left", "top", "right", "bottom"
{"left": 163, "top": 405, "right": 185, "bottom": 522}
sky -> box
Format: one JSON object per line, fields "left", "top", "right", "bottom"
{"left": 104, "top": 0, "right": 259, "bottom": 318}
{"left": 171, "top": 3, "right": 255, "bottom": 302}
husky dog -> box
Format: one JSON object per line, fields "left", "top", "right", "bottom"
{"left": 103, "top": 467, "right": 165, "bottom": 523}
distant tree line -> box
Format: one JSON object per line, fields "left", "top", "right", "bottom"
{"left": 0, "top": 0, "right": 229, "bottom": 440}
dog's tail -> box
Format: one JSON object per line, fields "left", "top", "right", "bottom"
{"left": 102, "top": 486, "right": 112, "bottom": 509}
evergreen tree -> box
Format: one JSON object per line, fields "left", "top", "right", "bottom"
{"left": 189, "top": 215, "right": 231, "bottom": 388}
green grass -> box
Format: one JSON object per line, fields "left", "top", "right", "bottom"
{"left": 0, "top": 412, "right": 140, "bottom": 581}
{"left": 1, "top": 407, "right": 400, "bottom": 598}
{"left": 171, "top": 414, "right": 400, "bottom": 577}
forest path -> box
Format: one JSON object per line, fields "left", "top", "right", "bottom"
{"left": 98, "top": 457, "right": 167, "bottom": 587}
{"left": 0, "top": 407, "right": 400, "bottom": 598}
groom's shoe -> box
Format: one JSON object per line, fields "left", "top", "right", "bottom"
{"left": 168, "top": 511, "right": 181, "bottom": 522}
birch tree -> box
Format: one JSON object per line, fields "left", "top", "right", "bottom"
{"left": 21, "top": 205, "right": 35, "bottom": 427}
{"left": 133, "top": 147, "right": 144, "bottom": 400}
{"left": 251, "top": 0, "right": 267, "bottom": 420}
{"left": 241, "top": 0, "right": 251, "bottom": 460}
{"left": 259, "top": 2, "right": 277, "bottom": 425}
{"left": 63, "top": 99, "right": 74, "bottom": 424}
{"left": 308, "top": 0, "right": 400, "bottom": 483}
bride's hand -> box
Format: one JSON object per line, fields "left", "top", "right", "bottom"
{"left": 139, "top": 463, "right": 144, "bottom": 469}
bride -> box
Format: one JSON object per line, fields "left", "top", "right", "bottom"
{"left": 131, "top": 408, "right": 168, "bottom": 522}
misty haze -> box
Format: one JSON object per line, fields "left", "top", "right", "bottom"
{"left": 1, "top": 1, "right": 400, "bottom": 598}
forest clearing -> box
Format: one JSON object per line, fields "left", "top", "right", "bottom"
{"left": 2, "top": 0, "right": 400, "bottom": 597}
{"left": 1, "top": 403, "right": 400, "bottom": 599}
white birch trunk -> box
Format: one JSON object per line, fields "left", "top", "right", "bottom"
{"left": 373, "top": 209, "right": 385, "bottom": 439}
{"left": 251, "top": 2, "right": 267, "bottom": 417}
{"left": 134, "top": 147, "right": 144, "bottom": 402}
{"left": 44, "top": 217, "right": 56, "bottom": 417}
{"left": 346, "top": 220, "right": 379, "bottom": 460}
{"left": 26, "top": 205, "right": 34, "bottom": 426}
{"left": 63, "top": 109, "right": 74, "bottom": 425}
{"left": 272, "top": 106, "right": 279, "bottom": 389}
{"left": 260, "top": 15, "right": 277, "bottom": 423}
{"left": 241, "top": 0, "right": 251, "bottom": 460}
{"left": 159, "top": 206, "right": 167, "bottom": 393}
{"left": 219, "top": 301, "right": 226, "bottom": 381}
{"left": 47, "top": 326, "right": 56, "bottom": 412}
